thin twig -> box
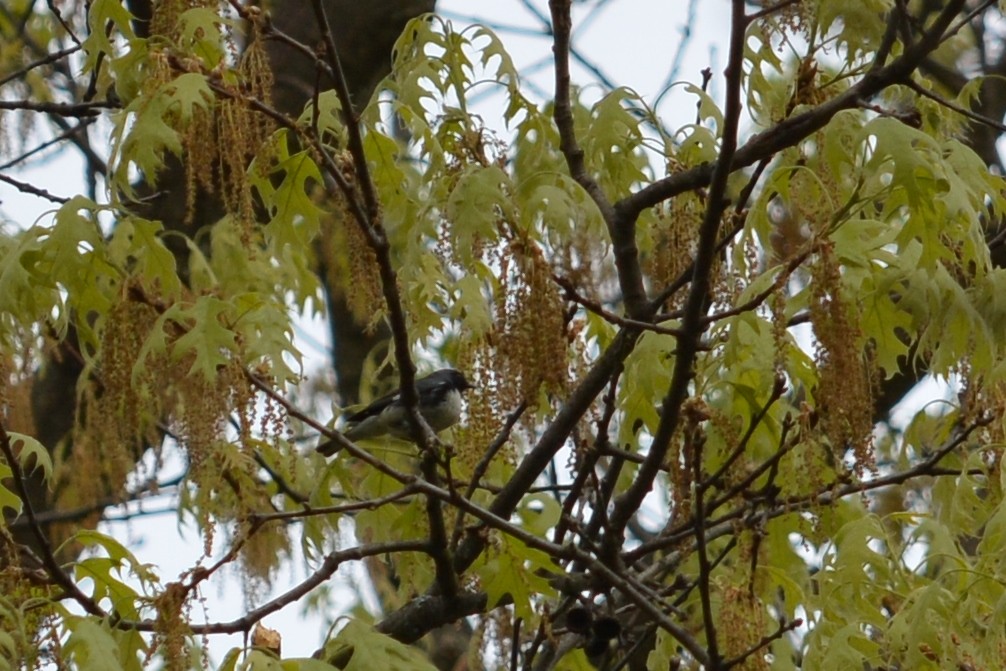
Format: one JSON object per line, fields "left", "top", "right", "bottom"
{"left": 626, "top": 414, "right": 992, "bottom": 563}
{"left": 117, "top": 541, "right": 429, "bottom": 635}
{"left": 700, "top": 250, "right": 811, "bottom": 325}
{"left": 0, "top": 99, "right": 118, "bottom": 115}
{"left": 554, "top": 275, "right": 684, "bottom": 336}
{"left": 906, "top": 78, "right": 1006, "bottom": 133}
{"left": 452, "top": 402, "right": 528, "bottom": 547}
{"left": 9, "top": 474, "right": 185, "bottom": 528}
{"left": 248, "top": 486, "right": 419, "bottom": 524}
{"left": 0, "top": 44, "right": 80, "bottom": 87}
{"left": 700, "top": 373, "right": 787, "bottom": 494}
{"left": 746, "top": 0, "right": 803, "bottom": 23}
{"left": 0, "top": 172, "right": 69, "bottom": 203}
{"left": 722, "top": 617, "right": 803, "bottom": 669}
{"left": 0, "top": 119, "right": 98, "bottom": 172}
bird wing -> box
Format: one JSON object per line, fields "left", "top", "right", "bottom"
{"left": 344, "top": 371, "right": 454, "bottom": 424}
{"left": 344, "top": 388, "right": 402, "bottom": 423}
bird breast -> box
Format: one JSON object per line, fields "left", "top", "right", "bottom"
{"left": 421, "top": 388, "right": 463, "bottom": 432}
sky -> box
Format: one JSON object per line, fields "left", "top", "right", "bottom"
{"left": 0, "top": 0, "right": 956, "bottom": 663}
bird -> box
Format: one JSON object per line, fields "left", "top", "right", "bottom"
{"left": 316, "top": 368, "right": 473, "bottom": 456}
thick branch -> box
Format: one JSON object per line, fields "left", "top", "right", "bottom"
{"left": 548, "top": 0, "right": 648, "bottom": 318}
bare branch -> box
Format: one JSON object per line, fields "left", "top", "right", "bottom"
{"left": 0, "top": 44, "right": 80, "bottom": 87}
{"left": 0, "top": 172, "right": 69, "bottom": 203}
{"left": 0, "top": 99, "right": 118, "bottom": 115}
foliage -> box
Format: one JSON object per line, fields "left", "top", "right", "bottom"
{"left": 2, "top": 0, "right": 1006, "bottom": 670}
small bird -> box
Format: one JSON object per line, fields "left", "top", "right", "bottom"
{"left": 316, "top": 368, "right": 473, "bottom": 456}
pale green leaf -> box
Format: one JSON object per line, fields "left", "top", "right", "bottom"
{"left": 0, "top": 463, "right": 20, "bottom": 517}
{"left": 326, "top": 619, "right": 437, "bottom": 671}
{"left": 64, "top": 619, "right": 125, "bottom": 671}
{"left": 177, "top": 8, "right": 232, "bottom": 67}
{"left": 219, "top": 648, "right": 241, "bottom": 671}
{"left": 8, "top": 433, "right": 53, "bottom": 483}
{"left": 167, "top": 296, "right": 238, "bottom": 379}
{"left": 476, "top": 537, "right": 555, "bottom": 620}
{"left": 518, "top": 493, "right": 561, "bottom": 536}
{"left": 81, "top": 0, "right": 136, "bottom": 73}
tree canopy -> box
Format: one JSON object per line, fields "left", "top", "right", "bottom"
{"left": 3, "top": 0, "right": 1006, "bottom": 670}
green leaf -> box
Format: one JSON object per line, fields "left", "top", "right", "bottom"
{"left": 64, "top": 619, "right": 125, "bottom": 671}
{"left": 855, "top": 271, "right": 915, "bottom": 377}
{"left": 299, "top": 90, "right": 346, "bottom": 142}
{"left": 73, "top": 529, "right": 160, "bottom": 600}
{"left": 518, "top": 493, "right": 561, "bottom": 536}
{"left": 887, "top": 582, "right": 955, "bottom": 669}
{"left": 449, "top": 274, "right": 493, "bottom": 335}
{"left": 75, "top": 556, "right": 142, "bottom": 618}
{"left": 863, "top": 116, "right": 941, "bottom": 213}
{"left": 108, "top": 73, "right": 212, "bottom": 193}
{"left": 554, "top": 648, "right": 595, "bottom": 671}
{"left": 165, "top": 296, "right": 238, "bottom": 379}
{"left": 48, "top": 198, "right": 116, "bottom": 348}
{"left": 0, "top": 462, "right": 20, "bottom": 517}
{"left": 469, "top": 25, "right": 528, "bottom": 125}
{"left": 75, "top": 529, "right": 139, "bottom": 566}
{"left": 283, "top": 657, "right": 352, "bottom": 671}
{"left": 232, "top": 292, "right": 301, "bottom": 383}
{"left": 177, "top": 8, "right": 233, "bottom": 67}
{"left": 110, "top": 94, "right": 182, "bottom": 187}
{"left": 582, "top": 88, "right": 650, "bottom": 195}
{"left": 645, "top": 629, "right": 679, "bottom": 671}
{"left": 254, "top": 143, "right": 325, "bottom": 250}
{"left": 476, "top": 536, "right": 555, "bottom": 620}
{"left": 0, "top": 629, "right": 18, "bottom": 662}
{"left": 619, "top": 331, "right": 676, "bottom": 440}
{"left": 325, "top": 619, "right": 437, "bottom": 671}
{"left": 389, "top": 17, "right": 446, "bottom": 115}
{"left": 8, "top": 433, "right": 53, "bottom": 484}
{"left": 107, "top": 217, "right": 170, "bottom": 284}
{"left": 241, "top": 650, "right": 284, "bottom": 670}
{"left": 818, "top": 0, "right": 895, "bottom": 61}
{"left": 0, "top": 228, "right": 56, "bottom": 339}
{"left": 81, "top": 0, "right": 136, "bottom": 73}
{"left": 676, "top": 123, "right": 718, "bottom": 165}
{"left": 446, "top": 164, "right": 510, "bottom": 262}
{"left": 162, "top": 72, "right": 215, "bottom": 125}
{"left": 682, "top": 82, "right": 724, "bottom": 129}
{"left": 219, "top": 648, "right": 241, "bottom": 671}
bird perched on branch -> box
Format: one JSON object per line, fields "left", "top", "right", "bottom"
{"left": 316, "top": 368, "right": 473, "bottom": 456}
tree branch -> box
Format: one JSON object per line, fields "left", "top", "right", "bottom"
{"left": 548, "top": 0, "right": 648, "bottom": 318}
{"left": 614, "top": 0, "right": 969, "bottom": 220}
